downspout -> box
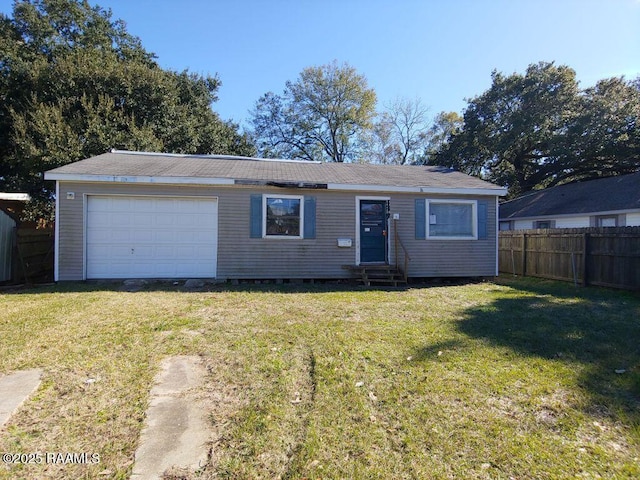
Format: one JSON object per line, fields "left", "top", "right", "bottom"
{"left": 495, "top": 196, "right": 499, "bottom": 277}
{"left": 54, "top": 181, "right": 59, "bottom": 282}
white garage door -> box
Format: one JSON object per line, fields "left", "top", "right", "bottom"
{"left": 86, "top": 196, "right": 218, "bottom": 279}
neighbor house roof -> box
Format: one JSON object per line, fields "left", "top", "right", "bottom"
{"left": 0, "top": 193, "right": 30, "bottom": 223}
{"left": 500, "top": 171, "right": 640, "bottom": 220}
{"left": 0, "top": 193, "right": 30, "bottom": 201}
{"left": 45, "top": 150, "right": 507, "bottom": 196}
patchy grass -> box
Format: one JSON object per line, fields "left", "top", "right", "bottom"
{"left": 0, "top": 277, "right": 639, "bottom": 479}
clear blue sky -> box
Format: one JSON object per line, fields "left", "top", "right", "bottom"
{"left": 1, "top": 0, "right": 639, "bottom": 129}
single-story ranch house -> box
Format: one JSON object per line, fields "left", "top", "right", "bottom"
{"left": 45, "top": 150, "right": 507, "bottom": 282}
{"left": 499, "top": 171, "right": 640, "bottom": 230}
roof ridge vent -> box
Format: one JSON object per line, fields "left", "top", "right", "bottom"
{"left": 109, "top": 149, "right": 322, "bottom": 164}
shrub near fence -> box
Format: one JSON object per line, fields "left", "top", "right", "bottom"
{"left": 499, "top": 227, "right": 640, "bottom": 291}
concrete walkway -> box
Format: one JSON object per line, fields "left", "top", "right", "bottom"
{"left": 131, "top": 356, "right": 209, "bottom": 480}
{"left": 0, "top": 369, "right": 43, "bottom": 427}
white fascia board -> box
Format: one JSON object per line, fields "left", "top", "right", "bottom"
{"left": 44, "top": 173, "right": 235, "bottom": 186}
{"left": 328, "top": 183, "right": 507, "bottom": 196}
{"left": 421, "top": 186, "right": 508, "bottom": 196}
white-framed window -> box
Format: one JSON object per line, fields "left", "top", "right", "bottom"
{"left": 263, "top": 194, "right": 304, "bottom": 238}
{"left": 597, "top": 216, "right": 617, "bottom": 227}
{"left": 535, "top": 220, "right": 552, "bottom": 229}
{"left": 427, "top": 199, "right": 478, "bottom": 240}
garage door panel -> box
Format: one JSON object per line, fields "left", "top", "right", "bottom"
{"left": 86, "top": 196, "right": 217, "bottom": 279}
{"left": 153, "top": 230, "right": 177, "bottom": 242}
{"left": 92, "top": 228, "right": 133, "bottom": 243}
{"left": 177, "top": 215, "right": 200, "bottom": 227}
{"left": 87, "top": 199, "right": 112, "bottom": 213}
{"left": 201, "top": 215, "right": 217, "bottom": 225}
{"left": 129, "top": 211, "right": 155, "bottom": 227}
{"left": 156, "top": 215, "right": 176, "bottom": 227}
{"left": 141, "top": 218, "right": 155, "bottom": 228}
{"left": 191, "top": 232, "right": 206, "bottom": 243}
{"left": 154, "top": 246, "right": 175, "bottom": 257}
{"left": 112, "top": 214, "right": 133, "bottom": 226}
{"left": 88, "top": 261, "right": 129, "bottom": 278}
{"left": 132, "top": 230, "right": 154, "bottom": 242}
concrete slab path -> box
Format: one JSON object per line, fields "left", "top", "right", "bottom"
{"left": 0, "top": 369, "right": 42, "bottom": 428}
{"left": 131, "top": 356, "right": 209, "bottom": 480}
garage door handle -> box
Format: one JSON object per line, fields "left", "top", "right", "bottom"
{"left": 131, "top": 248, "right": 134, "bottom": 254}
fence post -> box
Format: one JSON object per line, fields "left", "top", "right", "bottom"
{"left": 521, "top": 233, "right": 527, "bottom": 277}
{"left": 10, "top": 226, "right": 17, "bottom": 283}
{"left": 582, "top": 232, "right": 589, "bottom": 287}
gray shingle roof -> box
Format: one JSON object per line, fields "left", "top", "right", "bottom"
{"left": 45, "top": 151, "right": 505, "bottom": 193}
{"left": 500, "top": 172, "right": 640, "bottom": 219}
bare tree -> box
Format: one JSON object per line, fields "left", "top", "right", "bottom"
{"left": 371, "top": 97, "right": 430, "bottom": 164}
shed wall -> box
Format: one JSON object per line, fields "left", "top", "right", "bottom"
{"left": 0, "top": 211, "right": 15, "bottom": 282}
{"left": 56, "top": 182, "right": 498, "bottom": 280}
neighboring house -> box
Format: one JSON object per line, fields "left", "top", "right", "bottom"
{"left": 44, "top": 150, "right": 507, "bottom": 282}
{"left": 499, "top": 172, "right": 640, "bottom": 230}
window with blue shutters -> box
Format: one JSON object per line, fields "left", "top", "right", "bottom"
{"left": 250, "top": 194, "right": 316, "bottom": 239}
{"left": 264, "top": 195, "right": 303, "bottom": 237}
{"left": 427, "top": 200, "right": 477, "bottom": 239}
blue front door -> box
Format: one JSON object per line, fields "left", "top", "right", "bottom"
{"left": 360, "top": 200, "right": 388, "bottom": 263}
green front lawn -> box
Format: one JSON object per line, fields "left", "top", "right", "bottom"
{"left": 0, "top": 277, "right": 639, "bottom": 479}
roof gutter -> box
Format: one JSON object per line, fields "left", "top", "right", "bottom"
{"left": 329, "top": 183, "right": 508, "bottom": 196}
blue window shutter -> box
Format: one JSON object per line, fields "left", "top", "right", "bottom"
{"left": 250, "top": 194, "right": 262, "bottom": 238}
{"left": 304, "top": 196, "right": 316, "bottom": 239}
{"left": 415, "top": 199, "right": 426, "bottom": 239}
{"left": 478, "top": 201, "right": 488, "bottom": 240}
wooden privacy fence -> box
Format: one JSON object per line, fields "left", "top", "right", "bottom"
{"left": 12, "top": 228, "right": 54, "bottom": 284}
{"left": 499, "top": 227, "right": 640, "bottom": 291}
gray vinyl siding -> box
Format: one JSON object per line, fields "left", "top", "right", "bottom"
{"left": 218, "top": 189, "right": 355, "bottom": 279}
{"left": 55, "top": 181, "right": 498, "bottom": 280}
{"left": 396, "top": 195, "right": 497, "bottom": 277}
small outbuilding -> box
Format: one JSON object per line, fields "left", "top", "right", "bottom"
{"left": 0, "top": 193, "right": 30, "bottom": 282}
{"left": 45, "top": 150, "right": 507, "bottom": 283}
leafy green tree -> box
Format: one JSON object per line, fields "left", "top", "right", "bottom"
{"left": 423, "top": 111, "right": 463, "bottom": 164}
{"left": 568, "top": 77, "right": 640, "bottom": 179}
{"left": 435, "top": 62, "right": 640, "bottom": 196}
{"left": 251, "top": 61, "right": 377, "bottom": 162}
{"left": 0, "top": 0, "right": 254, "bottom": 220}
